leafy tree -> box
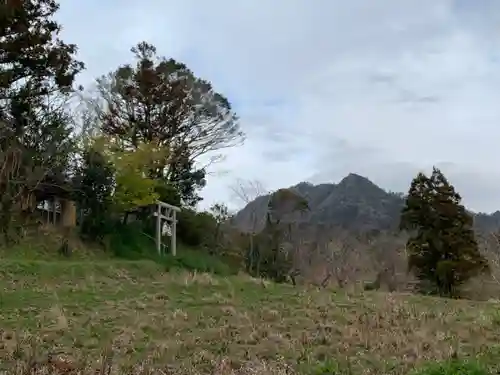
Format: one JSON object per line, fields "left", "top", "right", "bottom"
{"left": 166, "top": 145, "right": 206, "bottom": 207}
{"left": 208, "top": 202, "right": 231, "bottom": 253}
{"left": 400, "top": 167, "right": 489, "bottom": 297}
{"left": 251, "top": 189, "right": 309, "bottom": 283}
{"left": 267, "top": 188, "right": 309, "bottom": 225}
{"left": 175, "top": 204, "right": 230, "bottom": 253}
{"left": 229, "top": 178, "right": 268, "bottom": 274}
{"left": 93, "top": 42, "right": 243, "bottom": 206}
{"left": 73, "top": 149, "right": 115, "bottom": 242}
{"left": 176, "top": 208, "right": 211, "bottom": 248}
{"left": 0, "top": 0, "right": 84, "bottom": 101}
{"left": 0, "top": 89, "right": 76, "bottom": 242}
{"left": 0, "top": 0, "right": 82, "bottom": 242}
{"left": 93, "top": 136, "right": 167, "bottom": 213}
{"left": 7, "top": 92, "right": 75, "bottom": 182}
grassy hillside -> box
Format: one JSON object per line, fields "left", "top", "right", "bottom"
{"left": 0, "top": 259, "right": 499, "bottom": 374}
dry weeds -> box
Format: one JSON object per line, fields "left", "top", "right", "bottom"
{"left": 0, "top": 260, "right": 499, "bottom": 374}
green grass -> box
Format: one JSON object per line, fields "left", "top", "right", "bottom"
{"left": 103, "top": 221, "right": 239, "bottom": 276}
{"left": 0, "top": 224, "right": 237, "bottom": 277}
{"left": 409, "top": 359, "right": 489, "bottom": 375}
{"left": 0, "top": 259, "right": 498, "bottom": 374}
{"left": 0, "top": 227, "right": 110, "bottom": 261}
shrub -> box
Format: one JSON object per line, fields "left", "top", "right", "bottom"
{"left": 104, "top": 222, "right": 157, "bottom": 260}
{"left": 176, "top": 208, "right": 217, "bottom": 248}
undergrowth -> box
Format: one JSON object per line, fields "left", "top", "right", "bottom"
{"left": 106, "top": 222, "right": 237, "bottom": 276}
{"left": 0, "top": 223, "right": 238, "bottom": 277}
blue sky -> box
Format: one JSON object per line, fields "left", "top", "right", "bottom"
{"left": 57, "top": 0, "right": 500, "bottom": 213}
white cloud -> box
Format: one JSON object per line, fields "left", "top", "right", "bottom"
{"left": 56, "top": 0, "right": 500, "bottom": 213}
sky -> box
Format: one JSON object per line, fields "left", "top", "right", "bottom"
{"left": 56, "top": 0, "right": 500, "bottom": 213}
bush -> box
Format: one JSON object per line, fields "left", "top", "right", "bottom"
{"left": 104, "top": 222, "right": 157, "bottom": 260}
{"left": 176, "top": 208, "right": 217, "bottom": 248}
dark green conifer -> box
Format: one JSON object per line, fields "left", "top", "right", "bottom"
{"left": 400, "top": 167, "right": 488, "bottom": 297}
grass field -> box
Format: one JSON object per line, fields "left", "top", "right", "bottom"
{"left": 0, "top": 259, "right": 499, "bottom": 374}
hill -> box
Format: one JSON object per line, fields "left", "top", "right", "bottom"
{"left": 232, "top": 173, "right": 500, "bottom": 234}
{"left": 0, "top": 258, "right": 499, "bottom": 374}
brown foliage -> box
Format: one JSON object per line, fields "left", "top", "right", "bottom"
{"left": 96, "top": 42, "right": 243, "bottom": 166}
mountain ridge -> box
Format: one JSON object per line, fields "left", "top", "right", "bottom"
{"left": 232, "top": 173, "right": 500, "bottom": 234}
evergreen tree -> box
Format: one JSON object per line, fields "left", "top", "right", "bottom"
{"left": 0, "top": 0, "right": 83, "bottom": 101}
{"left": 73, "top": 149, "right": 115, "bottom": 242}
{"left": 0, "top": 0, "right": 82, "bottom": 242}
{"left": 400, "top": 167, "right": 488, "bottom": 297}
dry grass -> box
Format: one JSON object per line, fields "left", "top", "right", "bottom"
{"left": 0, "top": 260, "right": 499, "bottom": 374}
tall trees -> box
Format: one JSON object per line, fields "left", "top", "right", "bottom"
{"left": 400, "top": 167, "right": 488, "bottom": 297}
{"left": 255, "top": 188, "right": 309, "bottom": 283}
{"left": 1, "top": 0, "right": 83, "bottom": 242}
{"left": 229, "top": 178, "right": 268, "bottom": 273}
{"left": 0, "top": 0, "right": 83, "bottom": 100}
{"left": 0, "top": 1, "right": 247, "bottom": 266}
{"left": 92, "top": 42, "right": 243, "bottom": 206}
{"left": 73, "top": 149, "right": 114, "bottom": 242}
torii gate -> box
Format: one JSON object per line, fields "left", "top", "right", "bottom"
{"left": 153, "top": 200, "right": 181, "bottom": 256}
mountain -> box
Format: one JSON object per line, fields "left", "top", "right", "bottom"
{"left": 232, "top": 173, "right": 500, "bottom": 234}
{"left": 474, "top": 211, "right": 500, "bottom": 233}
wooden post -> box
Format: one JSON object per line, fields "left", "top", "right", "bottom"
{"left": 156, "top": 203, "right": 162, "bottom": 256}
{"left": 171, "top": 210, "right": 177, "bottom": 257}
{"left": 61, "top": 199, "right": 77, "bottom": 228}
{"left": 155, "top": 201, "right": 181, "bottom": 257}
{"left": 51, "top": 199, "right": 57, "bottom": 224}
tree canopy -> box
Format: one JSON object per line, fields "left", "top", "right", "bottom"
{"left": 400, "top": 167, "right": 489, "bottom": 297}
{"left": 0, "top": 0, "right": 83, "bottom": 101}
{"left": 0, "top": 0, "right": 83, "bottom": 242}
